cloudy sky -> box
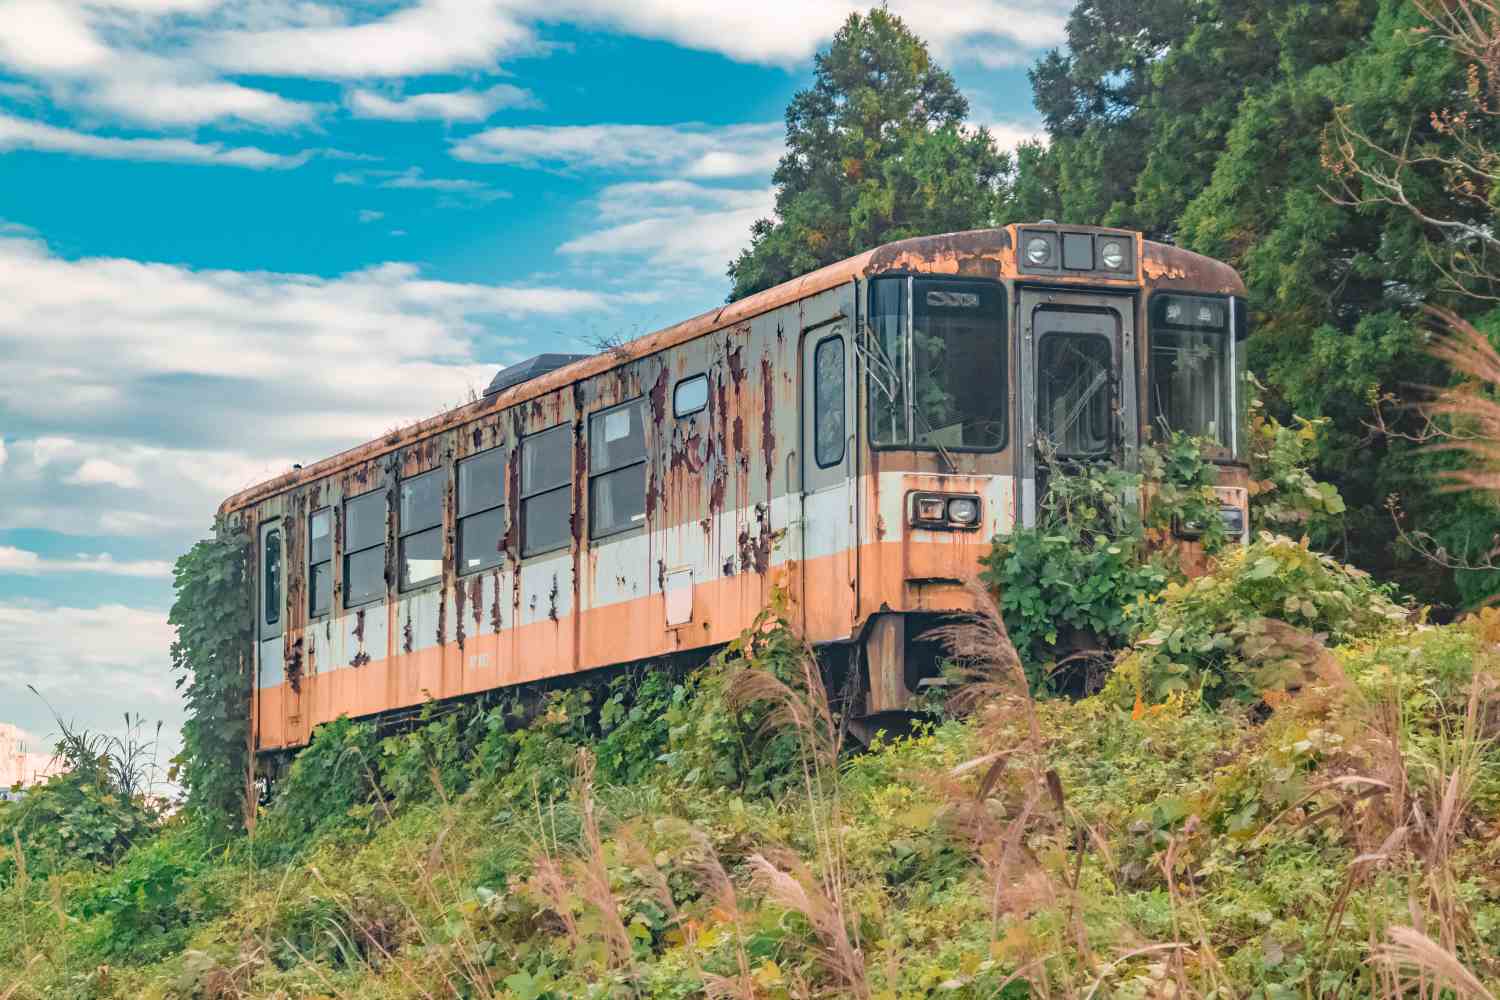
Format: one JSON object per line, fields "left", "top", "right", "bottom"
{"left": 0, "top": 0, "right": 1062, "bottom": 761}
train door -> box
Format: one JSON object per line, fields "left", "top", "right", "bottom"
{"left": 798, "top": 309, "right": 856, "bottom": 640}
{"left": 257, "top": 520, "right": 285, "bottom": 744}
{"left": 1016, "top": 290, "right": 1138, "bottom": 526}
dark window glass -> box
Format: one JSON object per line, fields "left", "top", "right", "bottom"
{"left": 310, "top": 561, "right": 333, "bottom": 618}
{"left": 344, "top": 490, "right": 387, "bottom": 607}
{"left": 459, "top": 505, "right": 505, "bottom": 573}
{"left": 263, "top": 528, "right": 281, "bottom": 627}
{"left": 400, "top": 468, "right": 444, "bottom": 534}
{"left": 400, "top": 526, "right": 443, "bottom": 590}
{"left": 868, "top": 278, "right": 907, "bottom": 445}
{"left": 589, "top": 399, "right": 647, "bottom": 538}
{"left": 309, "top": 509, "right": 332, "bottom": 617}
{"left": 1037, "top": 334, "right": 1112, "bottom": 457}
{"left": 524, "top": 488, "right": 570, "bottom": 556}
{"left": 911, "top": 279, "right": 1006, "bottom": 450}
{"left": 522, "top": 425, "right": 572, "bottom": 557}
{"left": 1150, "top": 296, "right": 1232, "bottom": 450}
{"left": 458, "top": 448, "right": 505, "bottom": 574}
{"left": 673, "top": 375, "right": 708, "bottom": 417}
{"left": 814, "top": 335, "right": 845, "bottom": 468}
{"left": 345, "top": 546, "right": 386, "bottom": 607}
{"left": 345, "top": 491, "right": 385, "bottom": 553}
{"left": 458, "top": 448, "right": 503, "bottom": 517}
{"left": 590, "top": 469, "right": 647, "bottom": 536}
{"left": 522, "top": 425, "right": 571, "bottom": 495}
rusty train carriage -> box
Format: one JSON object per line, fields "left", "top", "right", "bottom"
{"left": 220, "top": 224, "right": 1251, "bottom": 755}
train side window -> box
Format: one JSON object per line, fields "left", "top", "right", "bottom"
{"left": 263, "top": 527, "right": 282, "bottom": 629}
{"left": 521, "top": 425, "right": 572, "bottom": 557}
{"left": 813, "top": 335, "right": 846, "bottom": 468}
{"left": 399, "top": 467, "right": 444, "bottom": 591}
{"left": 458, "top": 448, "right": 505, "bottom": 574}
{"left": 308, "top": 508, "right": 332, "bottom": 617}
{"left": 344, "top": 490, "right": 387, "bottom": 607}
{"left": 673, "top": 375, "right": 708, "bottom": 417}
{"left": 589, "top": 398, "right": 647, "bottom": 538}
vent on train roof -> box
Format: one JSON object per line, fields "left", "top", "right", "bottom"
{"left": 483, "top": 353, "right": 590, "bottom": 398}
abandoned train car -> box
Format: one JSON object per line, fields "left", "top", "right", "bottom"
{"left": 220, "top": 223, "right": 1251, "bottom": 756}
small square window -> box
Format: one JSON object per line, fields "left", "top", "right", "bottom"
{"left": 673, "top": 375, "right": 708, "bottom": 417}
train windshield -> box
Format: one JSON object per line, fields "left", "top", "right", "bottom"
{"left": 867, "top": 277, "right": 1007, "bottom": 451}
{"left": 1149, "top": 294, "right": 1239, "bottom": 456}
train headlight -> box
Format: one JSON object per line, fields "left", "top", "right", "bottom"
{"left": 1099, "top": 240, "right": 1125, "bottom": 270}
{"left": 914, "top": 495, "right": 947, "bottom": 524}
{"left": 1025, "top": 237, "right": 1052, "bottom": 266}
{"left": 947, "top": 497, "right": 980, "bottom": 525}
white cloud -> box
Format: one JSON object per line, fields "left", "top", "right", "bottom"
{"left": 560, "top": 180, "right": 773, "bottom": 278}
{"left": 452, "top": 121, "right": 783, "bottom": 177}
{"left": 0, "top": 111, "right": 309, "bottom": 168}
{"left": 358, "top": 209, "right": 385, "bottom": 223}
{"left": 336, "top": 166, "right": 509, "bottom": 204}
{"left": 0, "top": 231, "right": 642, "bottom": 540}
{"left": 0, "top": 601, "right": 182, "bottom": 750}
{"left": 0, "top": 546, "right": 172, "bottom": 578}
{"left": 347, "top": 84, "right": 539, "bottom": 122}
{"left": 0, "top": 437, "right": 7, "bottom": 470}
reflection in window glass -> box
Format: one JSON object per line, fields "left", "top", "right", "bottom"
{"left": 458, "top": 448, "right": 504, "bottom": 574}
{"left": 590, "top": 400, "right": 647, "bottom": 537}
{"left": 1037, "top": 335, "right": 1112, "bottom": 456}
{"left": 911, "top": 279, "right": 1006, "bottom": 449}
{"left": 814, "top": 335, "right": 845, "bottom": 467}
{"left": 868, "top": 278, "right": 907, "bottom": 445}
{"left": 522, "top": 425, "right": 572, "bottom": 557}
{"left": 459, "top": 505, "right": 505, "bottom": 572}
{"left": 400, "top": 526, "right": 443, "bottom": 590}
{"left": 263, "top": 528, "right": 281, "bottom": 628}
{"left": 398, "top": 468, "right": 445, "bottom": 590}
{"left": 345, "top": 545, "right": 386, "bottom": 607}
{"left": 400, "top": 469, "right": 444, "bottom": 534}
{"left": 344, "top": 491, "right": 386, "bottom": 607}
{"left": 309, "top": 509, "right": 332, "bottom": 616}
{"left": 1151, "top": 332, "right": 1230, "bottom": 447}
{"left": 673, "top": 375, "right": 708, "bottom": 417}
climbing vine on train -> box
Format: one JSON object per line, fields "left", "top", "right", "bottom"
{"left": 169, "top": 517, "right": 254, "bottom": 839}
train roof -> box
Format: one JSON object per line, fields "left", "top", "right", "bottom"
{"left": 218, "top": 225, "right": 1245, "bottom": 516}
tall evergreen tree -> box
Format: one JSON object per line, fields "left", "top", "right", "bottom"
{"left": 726, "top": 9, "right": 1009, "bottom": 302}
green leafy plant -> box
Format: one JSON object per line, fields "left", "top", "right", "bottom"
{"left": 169, "top": 517, "right": 254, "bottom": 839}
{"left": 1246, "top": 390, "right": 1346, "bottom": 537}
{"left": 252, "top": 715, "right": 380, "bottom": 862}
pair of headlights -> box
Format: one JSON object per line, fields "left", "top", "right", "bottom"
{"left": 911, "top": 493, "right": 982, "bottom": 529}
{"left": 1025, "top": 235, "right": 1128, "bottom": 271}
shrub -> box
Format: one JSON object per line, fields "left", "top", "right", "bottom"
{"left": 1111, "top": 534, "right": 1409, "bottom": 705}
{"left": 252, "top": 715, "right": 380, "bottom": 862}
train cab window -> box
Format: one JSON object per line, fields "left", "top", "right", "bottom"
{"left": 262, "top": 527, "right": 281, "bottom": 629}
{"left": 1150, "top": 295, "right": 1234, "bottom": 454}
{"left": 344, "top": 490, "right": 387, "bottom": 607}
{"left": 458, "top": 448, "right": 505, "bottom": 574}
{"left": 673, "top": 375, "right": 708, "bottom": 417}
{"left": 1037, "top": 332, "right": 1113, "bottom": 457}
{"left": 521, "top": 425, "right": 572, "bottom": 557}
{"left": 589, "top": 398, "right": 647, "bottom": 538}
{"left": 868, "top": 277, "right": 1007, "bottom": 451}
{"left": 814, "top": 336, "right": 845, "bottom": 467}
{"left": 399, "top": 468, "right": 444, "bottom": 591}
{"left": 308, "top": 509, "right": 332, "bottom": 617}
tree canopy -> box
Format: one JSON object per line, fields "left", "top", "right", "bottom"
{"left": 726, "top": 9, "right": 1010, "bottom": 301}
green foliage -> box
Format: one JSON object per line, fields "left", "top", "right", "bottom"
{"left": 0, "top": 768, "right": 158, "bottom": 886}
{"left": 73, "top": 826, "right": 220, "bottom": 965}
{"left": 169, "top": 517, "right": 254, "bottom": 839}
{"left": 253, "top": 715, "right": 380, "bottom": 862}
{"left": 1112, "top": 534, "right": 1408, "bottom": 705}
{"left": 981, "top": 435, "right": 1223, "bottom": 687}
{"left": 726, "top": 9, "right": 1009, "bottom": 300}
{"left": 378, "top": 702, "right": 487, "bottom": 805}
{"left": 1246, "top": 391, "right": 1346, "bottom": 538}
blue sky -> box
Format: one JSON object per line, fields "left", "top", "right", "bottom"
{"left": 0, "top": 0, "right": 1064, "bottom": 763}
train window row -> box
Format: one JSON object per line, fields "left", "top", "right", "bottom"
{"left": 271, "top": 397, "right": 660, "bottom": 616}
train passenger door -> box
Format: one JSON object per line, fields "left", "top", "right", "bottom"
{"left": 1017, "top": 290, "right": 1138, "bottom": 527}
{"left": 798, "top": 311, "right": 856, "bottom": 639}
{"left": 257, "top": 520, "right": 285, "bottom": 743}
